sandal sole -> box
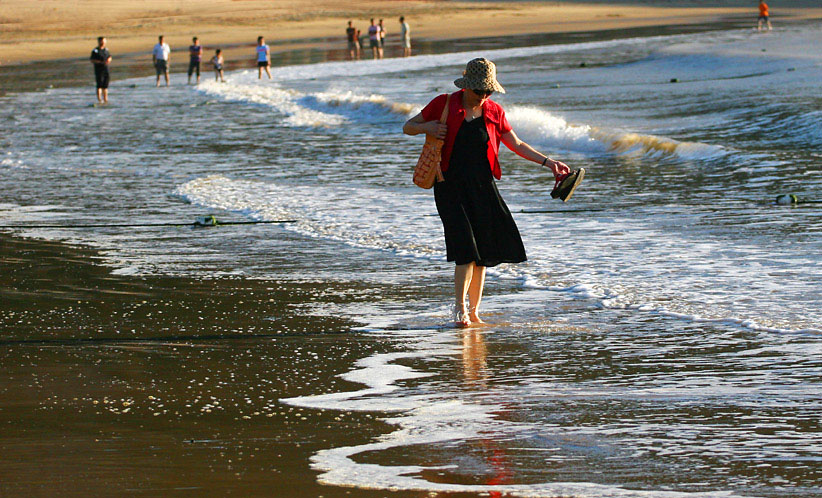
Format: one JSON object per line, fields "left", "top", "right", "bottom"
{"left": 559, "top": 168, "right": 585, "bottom": 202}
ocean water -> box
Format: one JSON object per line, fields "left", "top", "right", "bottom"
{"left": 2, "top": 23, "right": 821, "bottom": 496}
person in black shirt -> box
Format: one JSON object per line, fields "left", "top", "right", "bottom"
{"left": 188, "top": 36, "right": 203, "bottom": 85}
{"left": 346, "top": 21, "right": 360, "bottom": 60}
{"left": 90, "top": 36, "right": 112, "bottom": 104}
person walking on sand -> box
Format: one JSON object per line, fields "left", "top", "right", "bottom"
{"left": 378, "top": 19, "right": 386, "bottom": 58}
{"left": 211, "top": 49, "right": 225, "bottom": 82}
{"left": 367, "top": 19, "right": 381, "bottom": 60}
{"left": 403, "top": 58, "right": 583, "bottom": 328}
{"left": 188, "top": 36, "right": 203, "bottom": 84}
{"left": 346, "top": 20, "right": 361, "bottom": 60}
{"left": 758, "top": 0, "right": 773, "bottom": 31}
{"left": 400, "top": 16, "right": 411, "bottom": 57}
{"left": 90, "top": 36, "right": 111, "bottom": 104}
{"left": 152, "top": 35, "right": 171, "bottom": 87}
{"left": 256, "top": 36, "right": 272, "bottom": 79}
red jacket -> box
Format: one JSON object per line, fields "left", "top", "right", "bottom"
{"left": 420, "top": 89, "right": 513, "bottom": 180}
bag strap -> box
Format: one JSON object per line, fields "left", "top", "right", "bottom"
{"left": 439, "top": 94, "right": 451, "bottom": 124}
{"left": 433, "top": 94, "right": 451, "bottom": 184}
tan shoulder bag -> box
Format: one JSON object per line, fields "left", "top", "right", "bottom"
{"left": 413, "top": 94, "right": 451, "bottom": 189}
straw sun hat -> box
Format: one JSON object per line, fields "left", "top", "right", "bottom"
{"left": 453, "top": 58, "right": 506, "bottom": 94}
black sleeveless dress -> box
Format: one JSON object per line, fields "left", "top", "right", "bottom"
{"left": 433, "top": 116, "right": 527, "bottom": 267}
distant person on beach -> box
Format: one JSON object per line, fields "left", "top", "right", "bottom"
{"left": 758, "top": 0, "right": 773, "bottom": 31}
{"left": 367, "top": 19, "right": 382, "bottom": 60}
{"left": 152, "top": 35, "right": 171, "bottom": 87}
{"left": 403, "top": 58, "right": 580, "bottom": 328}
{"left": 400, "top": 16, "right": 411, "bottom": 57}
{"left": 346, "top": 21, "right": 361, "bottom": 60}
{"left": 378, "top": 19, "right": 386, "bottom": 58}
{"left": 90, "top": 36, "right": 111, "bottom": 104}
{"left": 211, "top": 49, "right": 225, "bottom": 82}
{"left": 256, "top": 36, "right": 272, "bottom": 79}
{"left": 188, "top": 37, "right": 203, "bottom": 84}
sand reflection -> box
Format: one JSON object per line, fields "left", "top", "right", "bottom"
{"left": 461, "top": 329, "right": 490, "bottom": 388}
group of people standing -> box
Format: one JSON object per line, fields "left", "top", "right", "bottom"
{"left": 87, "top": 34, "right": 244, "bottom": 103}
{"left": 150, "top": 35, "right": 227, "bottom": 87}
{"left": 89, "top": 15, "right": 414, "bottom": 104}
{"left": 347, "top": 17, "right": 411, "bottom": 60}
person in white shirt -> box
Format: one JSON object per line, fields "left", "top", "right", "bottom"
{"left": 400, "top": 16, "right": 411, "bottom": 57}
{"left": 256, "top": 36, "right": 271, "bottom": 80}
{"left": 152, "top": 35, "right": 171, "bottom": 87}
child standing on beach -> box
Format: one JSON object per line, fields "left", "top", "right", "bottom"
{"left": 211, "top": 49, "right": 225, "bottom": 82}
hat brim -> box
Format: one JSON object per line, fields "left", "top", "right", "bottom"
{"left": 454, "top": 77, "right": 505, "bottom": 94}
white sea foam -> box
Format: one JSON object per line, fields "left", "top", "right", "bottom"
{"left": 197, "top": 80, "right": 727, "bottom": 160}
{"left": 174, "top": 175, "right": 820, "bottom": 335}
{"left": 197, "top": 75, "right": 344, "bottom": 127}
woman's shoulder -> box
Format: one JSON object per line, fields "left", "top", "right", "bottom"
{"left": 483, "top": 99, "right": 506, "bottom": 121}
{"left": 485, "top": 98, "right": 505, "bottom": 113}
{"left": 423, "top": 93, "right": 448, "bottom": 112}
{"left": 427, "top": 93, "right": 448, "bottom": 105}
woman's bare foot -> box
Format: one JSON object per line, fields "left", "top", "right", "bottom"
{"left": 454, "top": 304, "right": 471, "bottom": 328}
{"left": 468, "top": 309, "right": 485, "bottom": 324}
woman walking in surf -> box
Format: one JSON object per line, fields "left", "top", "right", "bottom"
{"left": 403, "top": 58, "right": 582, "bottom": 328}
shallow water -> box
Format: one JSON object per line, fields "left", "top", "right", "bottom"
{"left": 1, "top": 22, "right": 821, "bottom": 496}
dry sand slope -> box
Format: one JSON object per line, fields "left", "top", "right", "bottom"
{"left": 2, "top": 0, "right": 820, "bottom": 65}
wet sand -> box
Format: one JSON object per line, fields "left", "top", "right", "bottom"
{"left": 0, "top": 234, "right": 412, "bottom": 496}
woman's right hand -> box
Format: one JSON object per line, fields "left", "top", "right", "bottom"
{"left": 425, "top": 121, "right": 448, "bottom": 140}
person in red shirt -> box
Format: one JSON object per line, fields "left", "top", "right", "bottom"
{"left": 758, "top": 1, "right": 772, "bottom": 31}
{"left": 403, "top": 58, "right": 582, "bottom": 328}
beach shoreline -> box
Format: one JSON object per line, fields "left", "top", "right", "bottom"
{"left": 1, "top": 16, "right": 814, "bottom": 96}
{"left": 2, "top": 0, "right": 821, "bottom": 68}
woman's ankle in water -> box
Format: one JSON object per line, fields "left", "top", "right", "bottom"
{"left": 468, "top": 305, "right": 484, "bottom": 323}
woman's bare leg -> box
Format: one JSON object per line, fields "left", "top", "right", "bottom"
{"left": 455, "top": 262, "right": 475, "bottom": 324}
{"left": 467, "top": 265, "right": 486, "bottom": 323}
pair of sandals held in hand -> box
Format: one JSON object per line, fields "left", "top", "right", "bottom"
{"left": 551, "top": 168, "right": 585, "bottom": 202}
